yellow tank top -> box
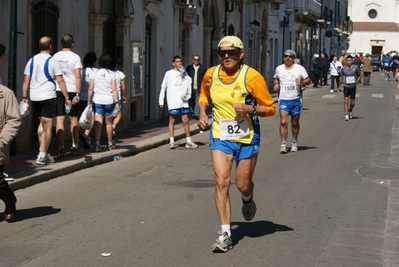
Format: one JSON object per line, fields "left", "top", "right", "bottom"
{"left": 210, "top": 64, "right": 255, "bottom": 144}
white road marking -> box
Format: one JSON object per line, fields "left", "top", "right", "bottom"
{"left": 322, "top": 95, "right": 336, "bottom": 98}
{"left": 371, "top": 94, "right": 384, "bottom": 98}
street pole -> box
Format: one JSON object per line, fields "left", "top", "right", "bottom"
{"left": 8, "top": 0, "right": 17, "bottom": 156}
{"left": 282, "top": 16, "right": 286, "bottom": 52}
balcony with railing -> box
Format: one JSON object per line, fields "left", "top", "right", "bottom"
{"left": 294, "top": 0, "right": 322, "bottom": 19}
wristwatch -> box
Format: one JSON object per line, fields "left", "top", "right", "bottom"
{"left": 251, "top": 105, "right": 257, "bottom": 116}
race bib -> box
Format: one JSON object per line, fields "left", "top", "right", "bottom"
{"left": 219, "top": 118, "right": 250, "bottom": 140}
{"left": 346, "top": 76, "right": 356, "bottom": 83}
{"left": 282, "top": 83, "right": 297, "bottom": 92}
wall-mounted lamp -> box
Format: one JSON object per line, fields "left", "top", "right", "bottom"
{"left": 250, "top": 27, "right": 255, "bottom": 40}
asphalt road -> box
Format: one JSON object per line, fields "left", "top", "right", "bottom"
{"left": 1, "top": 71, "right": 399, "bottom": 267}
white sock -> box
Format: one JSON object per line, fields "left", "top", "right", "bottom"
{"left": 39, "top": 152, "right": 46, "bottom": 158}
{"left": 72, "top": 144, "right": 78, "bottom": 148}
{"left": 186, "top": 137, "right": 192, "bottom": 144}
{"left": 112, "top": 125, "right": 115, "bottom": 130}
{"left": 221, "top": 224, "right": 231, "bottom": 237}
{"left": 170, "top": 137, "right": 174, "bottom": 143}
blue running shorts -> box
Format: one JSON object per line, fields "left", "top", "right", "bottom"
{"left": 279, "top": 98, "right": 302, "bottom": 116}
{"left": 169, "top": 108, "right": 189, "bottom": 115}
{"left": 92, "top": 103, "right": 115, "bottom": 117}
{"left": 210, "top": 138, "right": 259, "bottom": 161}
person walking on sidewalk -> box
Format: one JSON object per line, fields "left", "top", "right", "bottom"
{"left": 0, "top": 85, "right": 21, "bottom": 221}
{"left": 329, "top": 55, "right": 342, "bottom": 92}
{"left": 273, "top": 50, "right": 311, "bottom": 154}
{"left": 54, "top": 34, "right": 83, "bottom": 156}
{"left": 109, "top": 57, "right": 126, "bottom": 138}
{"left": 159, "top": 55, "right": 198, "bottom": 149}
{"left": 338, "top": 55, "right": 362, "bottom": 121}
{"left": 198, "top": 36, "right": 276, "bottom": 252}
{"left": 362, "top": 53, "right": 372, "bottom": 86}
{"left": 79, "top": 52, "right": 98, "bottom": 148}
{"left": 21, "top": 36, "right": 71, "bottom": 165}
{"left": 87, "top": 54, "right": 119, "bottom": 152}
{"left": 186, "top": 54, "right": 207, "bottom": 119}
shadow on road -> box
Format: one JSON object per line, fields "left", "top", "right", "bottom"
{"left": 231, "top": 220, "right": 293, "bottom": 245}
{"left": 1, "top": 206, "right": 61, "bottom": 223}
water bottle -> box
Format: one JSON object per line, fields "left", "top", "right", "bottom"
{"left": 178, "top": 67, "right": 187, "bottom": 78}
{"left": 112, "top": 109, "right": 118, "bottom": 117}
{"left": 65, "top": 105, "right": 71, "bottom": 114}
{"left": 113, "top": 155, "right": 122, "bottom": 161}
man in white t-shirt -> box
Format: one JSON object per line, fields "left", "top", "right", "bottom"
{"left": 54, "top": 34, "right": 83, "bottom": 157}
{"left": 21, "top": 36, "right": 71, "bottom": 165}
{"left": 273, "top": 50, "right": 311, "bottom": 154}
{"left": 329, "top": 56, "right": 343, "bottom": 92}
{"left": 159, "top": 55, "right": 198, "bottom": 149}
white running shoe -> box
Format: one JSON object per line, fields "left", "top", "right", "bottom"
{"left": 291, "top": 142, "right": 298, "bottom": 152}
{"left": 330, "top": 89, "right": 334, "bottom": 93}
{"left": 345, "top": 115, "right": 349, "bottom": 121}
{"left": 280, "top": 144, "right": 287, "bottom": 154}
{"left": 349, "top": 112, "right": 353, "bottom": 119}
{"left": 169, "top": 142, "right": 178, "bottom": 149}
{"left": 212, "top": 231, "right": 233, "bottom": 253}
{"left": 36, "top": 154, "right": 55, "bottom": 165}
{"left": 185, "top": 142, "right": 199, "bottom": 148}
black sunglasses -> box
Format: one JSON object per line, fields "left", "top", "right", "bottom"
{"left": 218, "top": 49, "right": 240, "bottom": 57}
{"left": 193, "top": 58, "right": 200, "bottom": 61}
{"left": 284, "top": 55, "right": 295, "bottom": 58}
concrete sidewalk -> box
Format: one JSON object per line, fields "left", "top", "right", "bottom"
{"left": 7, "top": 117, "right": 203, "bottom": 191}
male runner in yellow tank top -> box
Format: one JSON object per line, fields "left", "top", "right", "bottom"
{"left": 198, "top": 36, "right": 276, "bottom": 252}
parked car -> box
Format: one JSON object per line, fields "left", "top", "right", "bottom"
{"left": 370, "top": 54, "right": 381, "bottom": 71}
{"left": 386, "top": 50, "right": 397, "bottom": 57}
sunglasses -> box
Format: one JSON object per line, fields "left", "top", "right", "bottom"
{"left": 218, "top": 49, "right": 240, "bottom": 57}
{"left": 284, "top": 55, "right": 295, "bottom": 58}
{"left": 193, "top": 58, "right": 200, "bottom": 61}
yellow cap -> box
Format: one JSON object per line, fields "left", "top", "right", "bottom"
{"left": 218, "top": 36, "right": 244, "bottom": 50}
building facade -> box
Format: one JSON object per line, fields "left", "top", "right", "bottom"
{"left": 348, "top": 0, "right": 399, "bottom": 55}
{"left": 0, "top": 0, "right": 347, "bottom": 153}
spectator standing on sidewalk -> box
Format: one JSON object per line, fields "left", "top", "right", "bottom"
{"left": 79, "top": 52, "right": 98, "bottom": 148}
{"left": 312, "top": 54, "right": 320, "bottom": 88}
{"left": 54, "top": 34, "right": 83, "bottom": 156}
{"left": 338, "top": 55, "right": 362, "bottom": 121}
{"left": 159, "top": 55, "right": 198, "bottom": 149}
{"left": 186, "top": 54, "right": 206, "bottom": 119}
{"left": 329, "top": 55, "right": 343, "bottom": 92}
{"left": 198, "top": 36, "right": 276, "bottom": 252}
{"left": 362, "top": 53, "right": 372, "bottom": 86}
{"left": 318, "top": 52, "right": 329, "bottom": 86}
{"left": 21, "top": 36, "right": 71, "bottom": 165}
{"left": 87, "top": 54, "right": 119, "bottom": 152}
{"left": 0, "top": 84, "right": 21, "bottom": 221}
